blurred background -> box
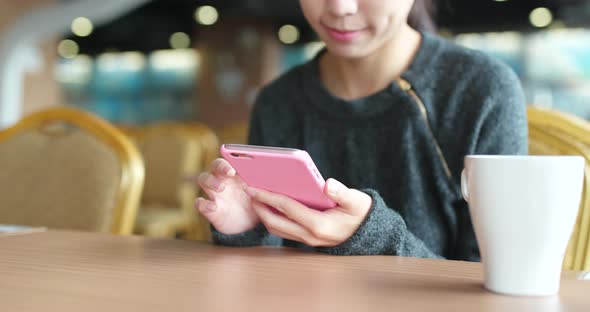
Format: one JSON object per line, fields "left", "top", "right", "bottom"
{"left": 2, "top": 0, "right": 590, "bottom": 130}
{"left": 2, "top": 0, "right": 590, "bottom": 242}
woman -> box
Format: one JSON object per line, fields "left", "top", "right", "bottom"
{"left": 195, "top": 0, "right": 527, "bottom": 261}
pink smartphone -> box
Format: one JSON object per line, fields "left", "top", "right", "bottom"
{"left": 220, "top": 144, "right": 337, "bottom": 211}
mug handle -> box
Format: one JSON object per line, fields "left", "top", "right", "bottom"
{"left": 461, "top": 169, "right": 470, "bottom": 203}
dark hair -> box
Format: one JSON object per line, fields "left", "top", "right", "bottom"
{"left": 408, "top": 0, "right": 437, "bottom": 33}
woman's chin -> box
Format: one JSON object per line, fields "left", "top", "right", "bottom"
{"left": 324, "top": 43, "right": 375, "bottom": 59}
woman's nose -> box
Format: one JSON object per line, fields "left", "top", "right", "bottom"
{"left": 326, "top": 0, "right": 358, "bottom": 16}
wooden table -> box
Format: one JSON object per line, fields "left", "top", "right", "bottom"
{"left": 0, "top": 231, "right": 588, "bottom": 312}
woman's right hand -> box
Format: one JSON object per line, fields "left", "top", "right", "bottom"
{"left": 195, "top": 158, "right": 259, "bottom": 235}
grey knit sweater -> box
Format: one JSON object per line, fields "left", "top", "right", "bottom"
{"left": 212, "top": 32, "right": 528, "bottom": 261}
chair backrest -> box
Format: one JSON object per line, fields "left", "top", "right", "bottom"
{"left": 528, "top": 106, "right": 590, "bottom": 271}
{"left": 182, "top": 123, "right": 220, "bottom": 190}
{"left": 528, "top": 106, "right": 590, "bottom": 146}
{"left": 132, "top": 123, "right": 203, "bottom": 213}
{"left": 218, "top": 121, "right": 249, "bottom": 145}
{"left": 0, "top": 107, "right": 144, "bottom": 234}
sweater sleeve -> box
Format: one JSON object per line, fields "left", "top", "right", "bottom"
{"left": 318, "top": 189, "right": 443, "bottom": 257}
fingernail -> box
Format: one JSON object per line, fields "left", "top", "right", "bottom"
{"left": 327, "top": 179, "right": 340, "bottom": 197}
{"left": 226, "top": 168, "right": 236, "bottom": 176}
{"left": 245, "top": 187, "right": 257, "bottom": 197}
{"left": 210, "top": 181, "right": 222, "bottom": 191}
{"left": 205, "top": 202, "right": 216, "bottom": 212}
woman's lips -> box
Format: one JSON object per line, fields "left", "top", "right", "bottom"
{"left": 324, "top": 25, "right": 364, "bottom": 43}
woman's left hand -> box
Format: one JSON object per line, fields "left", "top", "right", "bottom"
{"left": 246, "top": 178, "right": 372, "bottom": 247}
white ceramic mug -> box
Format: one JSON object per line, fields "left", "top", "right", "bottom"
{"left": 461, "top": 155, "right": 584, "bottom": 296}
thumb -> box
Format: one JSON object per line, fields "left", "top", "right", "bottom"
{"left": 325, "top": 178, "right": 372, "bottom": 214}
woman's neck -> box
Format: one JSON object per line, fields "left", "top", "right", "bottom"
{"left": 319, "top": 24, "right": 422, "bottom": 101}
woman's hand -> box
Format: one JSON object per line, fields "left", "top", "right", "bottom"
{"left": 195, "top": 158, "right": 259, "bottom": 235}
{"left": 246, "top": 178, "right": 372, "bottom": 247}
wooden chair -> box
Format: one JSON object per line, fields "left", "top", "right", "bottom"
{"left": 528, "top": 106, "right": 590, "bottom": 147}
{"left": 130, "top": 122, "right": 210, "bottom": 239}
{"left": 528, "top": 106, "right": 590, "bottom": 271}
{"left": 0, "top": 107, "right": 144, "bottom": 234}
